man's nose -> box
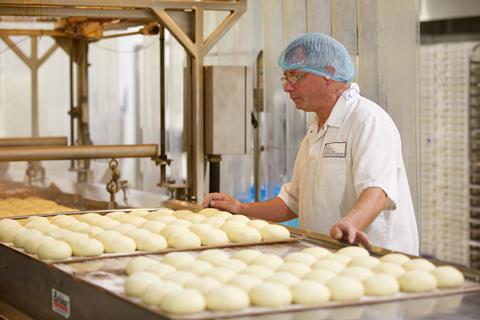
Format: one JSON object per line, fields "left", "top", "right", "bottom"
{"left": 283, "top": 81, "right": 294, "bottom": 92}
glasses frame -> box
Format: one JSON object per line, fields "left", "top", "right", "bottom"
{"left": 281, "top": 72, "right": 307, "bottom": 86}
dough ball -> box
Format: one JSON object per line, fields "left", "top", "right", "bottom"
{"left": 185, "top": 277, "right": 221, "bottom": 294}
{"left": 312, "top": 259, "right": 345, "bottom": 274}
{"left": 71, "top": 238, "right": 104, "bottom": 257}
{"left": 247, "top": 219, "right": 269, "bottom": 230}
{"left": 80, "top": 226, "right": 104, "bottom": 237}
{"left": 180, "top": 260, "right": 213, "bottom": 276}
{"left": 129, "top": 209, "right": 150, "bottom": 217}
{"left": 135, "top": 233, "right": 168, "bottom": 252}
{"left": 337, "top": 246, "right": 370, "bottom": 258}
{"left": 188, "top": 223, "right": 213, "bottom": 235}
{"left": 63, "top": 233, "right": 89, "bottom": 247}
{"left": 77, "top": 213, "right": 102, "bottom": 223}
{"left": 233, "top": 249, "right": 262, "bottom": 263}
{"left": 50, "top": 215, "right": 78, "bottom": 227}
{"left": 216, "top": 259, "right": 247, "bottom": 272}
{"left": 212, "top": 211, "right": 233, "bottom": 219}
{"left": 125, "top": 216, "right": 147, "bottom": 227}
{"left": 431, "top": 266, "right": 465, "bottom": 288}
{"left": 0, "top": 218, "right": 20, "bottom": 229}
{"left": 250, "top": 253, "right": 284, "bottom": 270}
{"left": 206, "top": 285, "right": 250, "bottom": 311}
{"left": 163, "top": 252, "right": 195, "bottom": 268}
{"left": 64, "top": 221, "right": 90, "bottom": 232}
{"left": 228, "top": 274, "right": 262, "bottom": 292}
{"left": 93, "top": 230, "right": 122, "bottom": 243}
{"left": 13, "top": 228, "right": 42, "bottom": 248}
{"left": 94, "top": 217, "right": 121, "bottom": 230}
{"left": 284, "top": 252, "right": 316, "bottom": 266}
{"left": 124, "top": 271, "right": 161, "bottom": 297}
{"left": 398, "top": 270, "right": 437, "bottom": 292}
{"left": 380, "top": 253, "right": 410, "bottom": 265}
{"left": 107, "top": 235, "right": 136, "bottom": 253}
{"left": 28, "top": 222, "right": 58, "bottom": 234}
{"left": 291, "top": 280, "right": 331, "bottom": 305}
{"left": 168, "top": 231, "right": 201, "bottom": 249}
{"left": 340, "top": 266, "right": 374, "bottom": 281}
{"left": 302, "top": 247, "right": 331, "bottom": 258}
{"left": 364, "top": 274, "right": 399, "bottom": 296}
{"left": 141, "top": 280, "right": 182, "bottom": 305}
{"left": 24, "top": 235, "right": 54, "bottom": 254}
{"left": 227, "top": 226, "right": 262, "bottom": 243}
{"left": 260, "top": 224, "right": 291, "bottom": 241}
{"left": 0, "top": 224, "right": 25, "bottom": 242}
{"left": 26, "top": 216, "right": 49, "bottom": 224}
{"left": 159, "top": 225, "right": 189, "bottom": 240}
{"left": 154, "top": 208, "right": 174, "bottom": 215}
{"left": 348, "top": 256, "right": 381, "bottom": 269}
{"left": 372, "top": 262, "right": 405, "bottom": 278}
{"left": 250, "top": 282, "right": 292, "bottom": 307}
{"left": 144, "top": 262, "right": 176, "bottom": 277}
{"left": 108, "top": 223, "right": 136, "bottom": 235}
{"left": 125, "top": 228, "right": 151, "bottom": 241}
{"left": 168, "top": 219, "right": 192, "bottom": 227}
{"left": 326, "top": 276, "right": 364, "bottom": 301}
{"left": 303, "top": 269, "right": 337, "bottom": 284}
{"left": 105, "top": 211, "right": 126, "bottom": 219}
{"left": 322, "top": 253, "right": 351, "bottom": 266}
{"left": 154, "top": 215, "right": 177, "bottom": 224}
{"left": 183, "top": 214, "right": 205, "bottom": 224}
{"left": 227, "top": 214, "right": 250, "bottom": 223}
{"left": 241, "top": 265, "right": 274, "bottom": 279}
{"left": 126, "top": 256, "right": 160, "bottom": 275}
{"left": 402, "top": 258, "right": 436, "bottom": 271}
{"left": 198, "top": 208, "right": 220, "bottom": 216}
{"left": 197, "top": 229, "right": 229, "bottom": 246}
{"left": 37, "top": 240, "right": 72, "bottom": 260}
{"left": 46, "top": 228, "right": 73, "bottom": 241}
{"left": 172, "top": 210, "right": 193, "bottom": 219}
{"left": 202, "top": 216, "right": 226, "bottom": 228}
{"left": 267, "top": 272, "right": 300, "bottom": 286}
{"left": 160, "top": 289, "right": 206, "bottom": 314}
{"left": 203, "top": 267, "right": 236, "bottom": 283}
{"left": 163, "top": 270, "right": 197, "bottom": 285}
{"left": 278, "top": 262, "right": 311, "bottom": 278}
{"left": 220, "top": 221, "right": 246, "bottom": 234}
{"left": 197, "top": 249, "right": 229, "bottom": 265}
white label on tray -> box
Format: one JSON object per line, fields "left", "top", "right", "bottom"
{"left": 52, "top": 288, "right": 71, "bottom": 318}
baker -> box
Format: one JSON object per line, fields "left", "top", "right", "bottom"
{"left": 203, "top": 32, "right": 419, "bottom": 255}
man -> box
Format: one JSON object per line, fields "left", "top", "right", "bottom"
{"left": 203, "top": 33, "right": 419, "bottom": 255}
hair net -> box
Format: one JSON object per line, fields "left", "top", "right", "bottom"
{"left": 278, "top": 33, "right": 355, "bottom": 82}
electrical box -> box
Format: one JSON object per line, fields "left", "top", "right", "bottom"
{"left": 204, "top": 66, "right": 251, "bottom": 155}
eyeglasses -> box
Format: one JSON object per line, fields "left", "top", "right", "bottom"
{"left": 281, "top": 72, "right": 306, "bottom": 86}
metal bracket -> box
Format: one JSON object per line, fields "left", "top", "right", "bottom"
{"left": 105, "top": 158, "right": 129, "bottom": 209}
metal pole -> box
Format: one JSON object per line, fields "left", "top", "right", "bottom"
{"left": 159, "top": 25, "right": 167, "bottom": 184}
{"left": 31, "top": 35, "right": 38, "bottom": 137}
{"left": 69, "top": 46, "right": 75, "bottom": 169}
{"left": 0, "top": 144, "right": 158, "bottom": 162}
{"left": 0, "top": 136, "right": 67, "bottom": 147}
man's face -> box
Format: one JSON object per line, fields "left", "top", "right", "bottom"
{"left": 282, "top": 70, "right": 329, "bottom": 113}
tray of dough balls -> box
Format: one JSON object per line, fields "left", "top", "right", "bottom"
{"left": 53, "top": 241, "right": 480, "bottom": 320}
{"left": 0, "top": 207, "right": 296, "bottom": 263}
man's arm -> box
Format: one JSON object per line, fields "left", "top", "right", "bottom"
{"left": 203, "top": 193, "right": 296, "bottom": 222}
{"left": 330, "top": 187, "right": 387, "bottom": 246}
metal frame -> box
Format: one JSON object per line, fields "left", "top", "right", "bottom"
{"left": 0, "top": 0, "right": 247, "bottom": 201}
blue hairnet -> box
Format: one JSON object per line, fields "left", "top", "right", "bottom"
{"left": 278, "top": 33, "right": 355, "bottom": 82}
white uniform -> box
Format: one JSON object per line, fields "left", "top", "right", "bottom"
{"left": 278, "top": 83, "right": 419, "bottom": 255}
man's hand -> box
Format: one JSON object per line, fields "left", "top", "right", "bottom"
{"left": 202, "top": 192, "right": 243, "bottom": 214}
{"left": 330, "top": 220, "right": 372, "bottom": 249}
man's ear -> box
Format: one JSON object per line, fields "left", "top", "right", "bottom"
{"left": 325, "top": 65, "right": 336, "bottom": 76}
